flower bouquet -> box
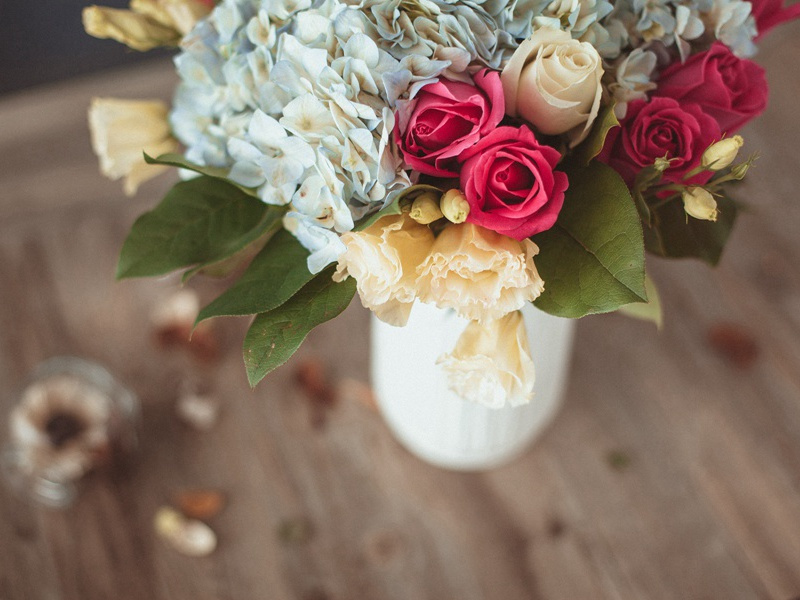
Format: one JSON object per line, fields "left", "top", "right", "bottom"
{"left": 85, "top": 0, "right": 798, "bottom": 412}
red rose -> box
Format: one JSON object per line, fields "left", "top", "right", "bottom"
{"left": 751, "top": 0, "right": 800, "bottom": 39}
{"left": 395, "top": 69, "right": 505, "bottom": 178}
{"left": 655, "top": 42, "right": 768, "bottom": 133}
{"left": 459, "top": 126, "right": 569, "bottom": 240}
{"left": 599, "top": 97, "right": 721, "bottom": 187}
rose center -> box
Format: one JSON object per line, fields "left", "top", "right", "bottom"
{"left": 493, "top": 161, "right": 535, "bottom": 203}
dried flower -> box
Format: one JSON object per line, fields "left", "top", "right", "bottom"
{"left": 9, "top": 375, "right": 113, "bottom": 482}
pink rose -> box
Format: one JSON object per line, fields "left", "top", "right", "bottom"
{"left": 655, "top": 42, "right": 768, "bottom": 133}
{"left": 395, "top": 69, "right": 505, "bottom": 178}
{"left": 751, "top": 0, "right": 800, "bottom": 39}
{"left": 459, "top": 126, "right": 569, "bottom": 240}
{"left": 599, "top": 97, "right": 721, "bottom": 186}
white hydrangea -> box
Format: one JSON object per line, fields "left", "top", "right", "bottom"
{"left": 533, "top": 0, "right": 614, "bottom": 39}
{"left": 702, "top": 0, "right": 758, "bottom": 56}
{"left": 170, "top": 0, "right": 421, "bottom": 274}
{"left": 607, "top": 48, "right": 657, "bottom": 118}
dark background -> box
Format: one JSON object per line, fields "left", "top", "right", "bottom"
{"left": 0, "top": 0, "right": 171, "bottom": 95}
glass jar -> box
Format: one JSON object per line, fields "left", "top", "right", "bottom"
{"left": 1, "top": 357, "right": 139, "bottom": 507}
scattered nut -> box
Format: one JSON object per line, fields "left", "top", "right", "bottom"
{"left": 606, "top": 450, "right": 632, "bottom": 471}
{"left": 155, "top": 506, "right": 217, "bottom": 557}
{"left": 336, "top": 378, "right": 377, "bottom": 412}
{"left": 295, "top": 359, "right": 337, "bottom": 408}
{"left": 151, "top": 290, "right": 199, "bottom": 347}
{"left": 707, "top": 323, "right": 759, "bottom": 370}
{"left": 150, "top": 289, "right": 220, "bottom": 362}
{"left": 187, "top": 322, "right": 220, "bottom": 363}
{"left": 175, "top": 489, "right": 226, "bottom": 520}
{"left": 277, "top": 517, "right": 314, "bottom": 545}
{"left": 176, "top": 392, "right": 220, "bottom": 431}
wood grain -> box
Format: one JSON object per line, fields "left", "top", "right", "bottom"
{"left": 1, "top": 30, "right": 800, "bottom": 600}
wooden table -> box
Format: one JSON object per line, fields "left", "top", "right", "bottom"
{"left": 2, "top": 30, "right": 800, "bottom": 600}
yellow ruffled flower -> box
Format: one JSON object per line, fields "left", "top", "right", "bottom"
{"left": 83, "top": 5, "right": 181, "bottom": 51}
{"left": 333, "top": 213, "right": 435, "bottom": 327}
{"left": 416, "top": 223, "right": 544, "bottom": 323}
{"left": 437, "top": 311, "right": 535, "bottom": 409}
{"left": 88, "top": 97, "right": 179, "bottom": 196}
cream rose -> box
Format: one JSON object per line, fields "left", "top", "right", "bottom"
{"left": 333, "top": 212, "right": 434, "bottom": 327}
{"left": 88, "top": 97, "right": 179, "bottom": 196}
{"left": 437, "top": 311, "right": 535, "bottom": 409}
{"left": 501, "top": 27, "right": 604, "bottom": 146}
{"left": 415, "top": 223, "right": 544, "bottom": 323}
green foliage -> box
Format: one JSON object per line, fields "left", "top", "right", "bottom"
{"left": 573, "top": 102, "right": 619, "bottom": 166}
{"left": 117, "top": 176, "right": 279, "bottom": 279}
{"left": 243, "top": 271, "right": 356, "bottom": 387}
{"left": 195, "top": 229, "right": 314, "bottom": 325}
{"left": 532, "top": 161, "right": 647, "bottom": 318}
{"left": 644, "top": 193, "right": 738, "bottom": 266}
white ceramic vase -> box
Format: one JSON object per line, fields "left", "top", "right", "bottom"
{"left": 371, "top": 302, "right": 576, "bottom": 471}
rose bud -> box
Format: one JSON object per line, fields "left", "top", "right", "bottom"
{"left": 702, "top": 136, "right": 744, "bottom": 171}
{"left": 682, "top": 187, "right": 719, "bottom": 222}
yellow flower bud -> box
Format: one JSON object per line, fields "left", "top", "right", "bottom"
{"left": 88, "top": 97, "right": 179, "bottom": 195}
{"left": 409, "top": 192, "right": 444, "bottom": 225}
{"left": 440, "top": 189, "right": 470, "bottom": 224}
{"left": 130, "top": 0, "right": 212, "bottom": 35}
{"left": 682, "top": 187, "right": 718, "bottom": 222}
{"left": 83, "top": 5, "right": 181, "bottom": 51}
{"left": 702, "top": 136, "right": 744, "bottom": 171}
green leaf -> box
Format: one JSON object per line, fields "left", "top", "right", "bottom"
{"left": 243, "top": 271, "right": 356, "bottom": 387}
{"left": 180, "top": 208, "right": 281, "bottom": 283}
{"left": 644, "top": 193, "right": 737, "bottom": 266}
{"left": 195, "top": 229, "right": 313, "bottom": 324}
{"left": 532, "top": 161, "right": 647, "bottom": 318}
{"left": 618, "top": 275, "right": 663, "bottom": 329}
{"left": 117, "top": 176, "right": 271, "bottom": 279}
{"left": 145, "top": 153, "right": 259, "bottom": 197}
{"left": 354, "top": 184, "right": 443, "bottom": 231}
{"left": 573, "top": 102, "right": 619, "bottom": 166}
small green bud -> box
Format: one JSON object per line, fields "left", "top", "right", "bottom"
{"left": 440, "top": 189, "right": 470, "bottom": 224}
{"left": 729, "top": 162, "right": 751, "bottom": 180}
{"left": 409, "top": 192, "right": 444, "bottom": 224}
{"left": 653, "top": 157, "right": 672, "bottom": 172}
